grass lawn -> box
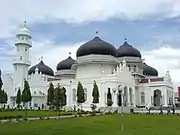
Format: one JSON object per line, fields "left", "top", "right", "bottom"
{"left": 0, "top": 110, "right": 73, "bottom": 118}
{"left": 0, "top": 114, "right": 180, "bottom": 135}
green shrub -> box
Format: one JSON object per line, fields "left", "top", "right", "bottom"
{"left": 107, "top": 99, "right": 113, "bottom": 106}
{"left": 130, "top": 108, "right": 134, "bottom": 114}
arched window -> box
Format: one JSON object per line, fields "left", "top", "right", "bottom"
{"left": 141, "top": 92, "right": 145, "bottom": 105}
{"left": 133, "top": 65, "right": 136, "bottom": 72}
{"left": 128, "top": 65, "right": 130, "bottom": 71}
{"left": 84, "top": 88, "right": 87, "bottom": 101}
{"left": 72, "top": 89, "right": 76, "bottom": 102}
{"left": 107, "top": 88, "right": 112, "bottom": 100}
{"left": 20, "top": 56, "right": 22, "bottom": 60}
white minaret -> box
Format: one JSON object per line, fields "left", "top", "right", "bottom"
{"left": 12, "top": 20, "right": 32, "bottom": 95}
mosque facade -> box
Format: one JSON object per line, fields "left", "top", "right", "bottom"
{"left": 0, "top": 23, "right": 175, "bottom": 110}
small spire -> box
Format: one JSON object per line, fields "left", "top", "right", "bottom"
{"left": 41, "top": 56, "right": 43, "bottom": 61}
{"left": 69, "top": 52, "right": 71, "bottom": 56}
{"left": 24, "top": 18, "right": 27, "bottom": 28}
{"left": 124, "top": 38, "right": 127, "bottom": 41}
{"left": 95, "top": 31, "right": 99, "bottom": 36}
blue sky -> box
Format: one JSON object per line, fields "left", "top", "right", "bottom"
{"left": 0, "top": 0, "right": 180, "bottom": 89}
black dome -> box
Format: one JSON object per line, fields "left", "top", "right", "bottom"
{"left": 76, "top": 36, "right": 117, "bottom": 57}
{"left": 143, "top": 63, "right": 158, "bottom": 76}
{"left": 117, "top": 41, "right": 141, "bottom": 58}
{"left": 57, "top": 56, "right": 75, "bottom": 70}
{"left": 28, "top": 61, "right": 54, "bottom": 76}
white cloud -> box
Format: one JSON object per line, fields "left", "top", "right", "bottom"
{"left": 0, "top": 0, "right": 180, "bottom": 38}
{"left": 142, "top": 46, "right": 180, "bottom": 91}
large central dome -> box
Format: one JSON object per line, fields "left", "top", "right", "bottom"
{"left": 76, "top": 36, "right": 117, "bottom": 57}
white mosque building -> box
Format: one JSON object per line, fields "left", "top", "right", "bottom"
{"left": 1, "top": 22, "right": 175, "bottom": 111}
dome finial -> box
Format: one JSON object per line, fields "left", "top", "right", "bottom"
{"left": 69, "top": 52, "right": 71, "bottom": 57}
{"left": 41, "top": 56, "right": 43, "bottom": 61}
{"left": 24, "top": 18, "right": 27, "bottom": 28}
{"left": 124, "top": 38, "right": 127, "bottom": 41}
{"left": 95, "top": 31, "right": 99, "bottom": 37}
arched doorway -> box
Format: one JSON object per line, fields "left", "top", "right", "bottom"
{"left": 117, "top": 90, "right": 122, "bottom": 106}
{"left": 129, "top": 87, "right": 133, "bottom": 106}
{"left": 153, "top": 90, "right": 162, "bottom": 106}
{"left": 123, "top": 86, "right": 128, "bottom": 106}
{"left": 107, "top": 88, "right": 112, "bottom": 101}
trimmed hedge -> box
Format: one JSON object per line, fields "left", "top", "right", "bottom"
{"left": 0, "top": 115, "right": 22, "bottom": 120}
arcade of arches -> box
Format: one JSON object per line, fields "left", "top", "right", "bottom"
{"left": 106, "top": 86, "right": 133, "bottom": 107}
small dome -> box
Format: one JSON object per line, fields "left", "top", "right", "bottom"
{"left": 17, "top": 27, "right": 31, "bottom": 37}
{"left": 117, "top": 41, "right": 141, "bottom": 58}
{"left": 76, "top": 36, "right": 117, "bottom": 57}
{"left": 57, "top": 56, "right": 75, "bottom": 70}
{"left": 28, "top": 61, "right": 54, "bottom": 76}
{"left": 143, "top": 63, "right": 158, "bottom": 76}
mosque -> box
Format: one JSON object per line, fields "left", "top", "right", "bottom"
{"left": 0, "top": 22, "right": 175, "bottom": 110}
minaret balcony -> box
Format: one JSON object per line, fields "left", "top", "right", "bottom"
{"left": 12, "top": 60, "right": 31, "bottom": 66}
{"left": 14, "top": 39, "right": 32, "bottom": 47}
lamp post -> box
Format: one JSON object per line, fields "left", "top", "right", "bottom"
{"left": 118, "top": 85, "right": 124, "bottom": 131}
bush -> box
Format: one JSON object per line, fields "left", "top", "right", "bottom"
{"left": 130, "top": 108, "right": 134, "bottom": 114}
{"left": 107, "top": 99, "right": 113, "bottom": 106}
{"left": 90, "top": 113, "right": 96, "bottom": 116}
{"left": 39, "top": 117, "right": 44, "bottom": 120}
{"left": 23, "top": 118, "right": 28, "bottom": 121}
{"left": 0, "top": 115, "right": 22, "bottom": 120}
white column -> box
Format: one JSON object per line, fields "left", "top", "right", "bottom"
{"left": 132, "top": 89, "right": 135, "bottom": 106}
{"left": 127, "top": 89, "right": 130, "bottom": 106}
{"left": 112, "top": 92, "right": 117, "bottom": 107}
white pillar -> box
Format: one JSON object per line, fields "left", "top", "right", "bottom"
{"left": 112, "top": 92, "right": 117, "bottom": 107}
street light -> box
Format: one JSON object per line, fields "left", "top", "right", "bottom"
{"left": 118, "top": 85, "right": 124, "bottom": 131}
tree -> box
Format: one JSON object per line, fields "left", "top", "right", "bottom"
{"left": 61, "top": 87, "right": 67, "bottom": 108}
{"left": 47, "top": 82, "right": 54, "bottom": 108}
{"left": 92, "top": 80, "right": 100, "bottom": 104}
{"left": 77, "top": 81, "right": 85, "bottom": 111}
{"left": 16, "top": 88, "right": 22, "bottom": 109}
{"left": 0, "top": 89, "right": 8, "bottom": 108}
{"left": 53, "top": 83, "right": 63, "bottom": 118}
{"left": 22, "top": 79, "right": 32, "bottom": 111}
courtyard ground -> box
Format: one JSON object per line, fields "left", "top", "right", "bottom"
{"left": 0, "top": 110, "right": 74, "bottom": 118}
{"left": 0, "top": 114, "right": 179, "bottom": 135}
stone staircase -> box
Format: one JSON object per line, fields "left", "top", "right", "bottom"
{"left": 98, "top": 106, "right": 141, "bottom": 114}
